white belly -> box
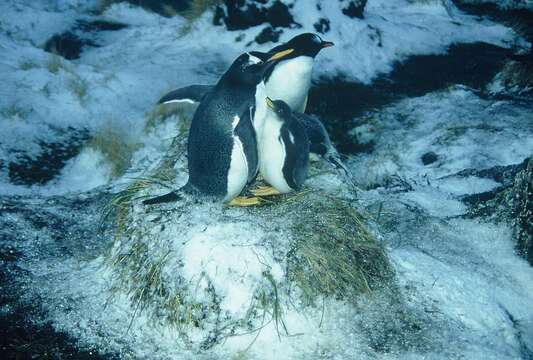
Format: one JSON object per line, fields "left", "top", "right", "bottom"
{"left": 225, "top": 136, "right": 248, "bottom": 201}
{"left": 253, "top": 82, "right": 268, "bottom": 140}
{"left": 259, "top": 118, "right": 292, "bottom": 193}
{"left": 266, "top": 56, "right": 314, "bottom": 113}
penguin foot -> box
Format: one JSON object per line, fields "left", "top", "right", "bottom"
{"left": 227, "top": 196, "right": 263, "bottom": 207}
{"left": 250, "top": 186, "right": 281, "bottom": 197}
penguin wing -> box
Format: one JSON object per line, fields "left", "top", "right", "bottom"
{"left": 157, "top": 84, "right": 214, "bottom": 105}
{"left": 293, "top": 112, "right": 331, "bottom": 156}
{"left": 294, "top": 113, "right": 355, "bottom": 186}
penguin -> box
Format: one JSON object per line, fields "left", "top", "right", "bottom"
{"left": 144, "top": 50, "right": 293, "bottom": 206}
{"left": 260, "top": 33, "right": 334, "bottom": 113}
{"left": 257, "top": 97, "right": 310, "bottom": 194}
{"left": 157, "top": 33, "right": 333, "bottom": 114}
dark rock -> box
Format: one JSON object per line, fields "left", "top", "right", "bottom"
{"left": 421, "top": 152, "right": 438, "bottom": 165}
{"left": 78, "top": 20, "right": 128, "bottom": 32}
{"left": 254, "top": 26, "right": 282, "bottom": 44}
{"left": 8, "top": 128, "right": 88, "bottom": 186}
{"left": 513, "top": 157, "right": 532, "bottom": 265}
{"left": 341, "top": 0, "right": 367, "bottom": 19}
{"left": 464, "top": 157, "right": 533, "bottom": 266}
{"left": 314, "top": 18, "right": 330, "bottom": 34}
{"left": 213, "top": 0, "right": 294, "bottom": 32}
{"left": 44, "top": 20, "right": 127, "bottom": 60}
{"left": 44, "top": 32, "right": 96, "bottom": 60}
{"left": 215, "top": 1, "right": 268, "bottom": 31}
{"left": 452, "top": 1, "right": 533, "bottom": 44}
{"left": 266, "top": 1, "right": 293, "bottom": 28}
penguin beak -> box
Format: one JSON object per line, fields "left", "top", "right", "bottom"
{"left": 265, "top": 97, "right": 275, "bottom": 109}
{"left": 267, "top": 48, "right": 294, "bottom": 62}
{"left": 321, "top": 41, "right": 334, "bottom": 48}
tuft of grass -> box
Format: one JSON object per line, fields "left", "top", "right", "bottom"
{"left": 20, "top": 60, "right": 40, "bottom": 71}
{"left": 288, "top": 196, "right": 393, "bottom": 305}
{"left": 181, "top": 0, "right": 219, "bottom": 21}
{"left": 68, "top": 76, "right": 88, "bottom": 101}
{"left": 47, "top": 54, "right": 63, "bottom": 74}
{"left": 87, "top": 127, "right": 141, "bottom": 178}
{"left": 1, "top": 105, "right": 31, "bottom": 121}
{"left": 144, "top": 102, "right": 196, "bottom": 133}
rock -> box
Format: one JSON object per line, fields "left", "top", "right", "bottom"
{"left": 465, "top": 157, "right": 533, "bottom": 265}
{"left": 487, "top": 58, "right": 533, "bottom": 98}
{"left": 421, "top": 152, "right": 438, "bottom": 165}
{"left": 44, "top": 20, "right": 127, "bottom": 60}
{"left": 254, "top": 26, "right": 282, "bottom": 44}
{"left": 314, "top": 18, "right": 330, "bottom": 34}
{"left": 8, "top": 129, "right": 88, "bottom": 186}
{"left": 513, "top": 157, "right": 532, "bottom": 265}
{"left": 213, "top": 0, "right": 295, "bottom": 33}
{"left": 340, "top": 0, "right": 367, "bottom": 19}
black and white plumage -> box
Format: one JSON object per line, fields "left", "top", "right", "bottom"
{"left": 156, "top": 32, "right": 337, "bottom": 163}
{"left": 157, "top": 84, "right": 213, "bottom": 105}
{"left": 157, "top": 33, "right": 333, "bottom": 114}
{"left": 144, "top": 52, "right": 286, "bottom": 205}
{"left": 259, "top": 98, "right": 310, "bottom": 193}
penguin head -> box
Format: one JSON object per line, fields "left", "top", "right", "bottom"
{"left": 225, "top": 51, "right": 293, "bottom": 85}
{"left": 269, "top": 33, "right": 334, "bottom": 60}
{"left": 266, "top": 97, "right": 293, "bottom": 121}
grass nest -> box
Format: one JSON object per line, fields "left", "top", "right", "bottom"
{"left": 102, "top": 140, "right": 394, "bottom": 350}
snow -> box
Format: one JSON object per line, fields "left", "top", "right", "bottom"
{"left": 1, "top": 0, "right": 533, "bottom": 359}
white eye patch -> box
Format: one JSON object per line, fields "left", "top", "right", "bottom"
{"left": 246, "top": 53, "right": 262, "bottom": 65}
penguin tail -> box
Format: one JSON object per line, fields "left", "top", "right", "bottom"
{"left": 142, "top": 191, "right": 182, "bottom": 205}
{"left": 142, "top": 182, "right": 198, "bottom": 205}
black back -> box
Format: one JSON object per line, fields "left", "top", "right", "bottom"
{"left": 293, "top": 112, "right": 331, "bottom": 156}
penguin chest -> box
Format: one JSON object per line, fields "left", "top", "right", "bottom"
{"left": 252, "top": 82, "right": 268, "bottom": 139}
{"left": 225, "top": 116, "right": 251, "bottom": 201}
{"left": 259, "top": 119, "right": 292, "bottom": 194}
{"left": 266, "top": 57, "right": 313, "bottom": 112}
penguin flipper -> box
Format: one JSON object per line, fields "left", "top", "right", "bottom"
{"left": 294, "top": 113, "right": 331, "bottom": 157}
{"left": 142, "top": 191, "right": 182, "bottom": 205}
{"left": 158, "top": 85, "right": 214, "bottom": 105}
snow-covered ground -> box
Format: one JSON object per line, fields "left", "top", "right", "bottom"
{"left": 1, "top": 0, "right": 532, "bottom": 359}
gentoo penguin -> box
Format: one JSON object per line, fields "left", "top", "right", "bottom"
{"left": 157, "top": 33, "right": 333, "bottom": 113}
{"left": 144, "top": 50, "right": 292, "bottom": 206}
{"left": 256, "top": 97, "right": 310, "bottom": 194}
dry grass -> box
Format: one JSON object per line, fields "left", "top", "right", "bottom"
{"left": 47, "top": 54, "right": 63, "bottom": 74}
{"left": 1, "top": 105, "right": 30, "bottom": 121}
{"left": 19, "top": 60, "right": 40, "bottom": 71}
{"left": 144, "top": 102, "right": 196, "bottom": 133}
{"left": 68, "top": 76, "right": 88, "bottom": 101}
{"left": 87, "top": 127, "right": 141, "bottom": 178}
